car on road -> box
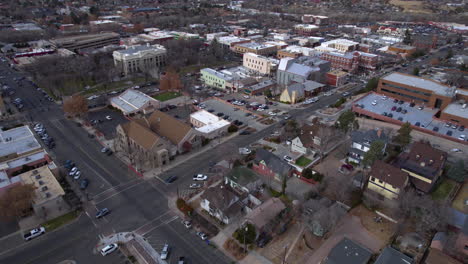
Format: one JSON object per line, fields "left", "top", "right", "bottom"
{"left": 105, "top": 115, "right": 112, "bottom": 120}
{"left": 101, "top": 243, "right": 118, "bottom": 256}
{"left": 451, "top": 148, "right": 462, "bottom": 153}
{"left": 418, "top": 106, "right": 424, "bottom": 110}
{"left": 165, "top": 176, "right": 178, "bottom": 183}
{"left": 73, "top": 170, "right": 82, "bottom": 180}
{"left": 178, "top": 256, "right": 186, "bottom": 264}
{"left": 452, "top": 124, "right": 459, "bottom": 129}
{"left": 283, "top": 115, "right": 291, "bottom": 120}
{"left": 160, "top": 244, "right": 170, "bottom": 260}
{"left": 183, "top": 221, "right": 192, "bottom": 228}
{"left": 243, "top": 95, "right": 250, "bottom": 99}
{"left": 342, "top": 92, "right": 350, "bottom": 97}
{"left": 96, "top": 208, "right": 110, "bottom": 219}
{"left": 189, "top": 183, "right": 203, "bottom": 189}
{"left": 197, "top": 232, "right": 208, "bottom": 240}
{"left": 23, "top": 227, "right": 45, "bottom": 241}
{"left": 193, "top": 174, "right": 208, "bottom": 181}
{"left": 283, "top": 155, "right": 293, "bottom": 162}
{"left": 80, "top": 178, "right": 89, "bottom": 189}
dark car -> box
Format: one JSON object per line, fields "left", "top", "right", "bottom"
{"left": 207, "top": 109, "right": 215, "bottom": 113}
{"left": 168, "top": 105, "right": 177, "bottom": 109}
{"left": 459, "top": 126, "right": 465, "bottom": 131}
{"left": 398, "top": 100, "right": 404, "bottom": 105}
{"left": 410, "top": 102, "right": 415, "bottom": 108}
{"left": 382, "top": 112, "right": 387, "bottom": 116}
{"left": 165, "top": 176, "right": 178, "bottom": 183}
{"left": 401, "top": 109, "right": 407, "bottom": 114}
{"left": 447, "top": 130, "right": 453, "bottom": 136}
{"left": 415, "top": 122, "right": 421, "bottom": 127}
{"left": 256, "top": 232, "right": 272, "bottom": 248}
{"left": 398, "top": 117, "right": 403, "bottom": 121}
{"left": 393, "top": 99, "right": 398, "bottom": 103}
{"left": 223, "top": 115, "right": 229, "bottom": 120}
{"left": 387, "top": 113, "right": 393, "bottom": 118}
{"left": 433, "top": 126, "right": 439, "bottom": 132}
{"left": 391, "top": 106, "right": 396, "bottom": 111}
{"left": 64, "top": 160, "right": 75, "bottom": 170}
{"left": 96, "top": 208, "right": 110, "bottom": 219}
{"left": 240, "top": 130, "right": 251, "bottom": 135}
{"left": 216, "top": 112, "right": 224, "bottom": 117}
{"left": 80, "top": 178, "right": 89, "bottom": 190}
{"left": 396, "top": 107, "right": 402, "bottom": 112}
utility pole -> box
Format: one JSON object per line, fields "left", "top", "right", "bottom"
{"left": 282, "top": 245, "right": 288, "bottom": 264}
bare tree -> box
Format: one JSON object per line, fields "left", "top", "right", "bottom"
{"left": 63, "top": 95, "right": 88, "bottom": 118}
{"left": 0, "top": 184, "right": 36, "bottom": 220}
{"left": 316, "top": 126, "right": 340, "bottom": 160}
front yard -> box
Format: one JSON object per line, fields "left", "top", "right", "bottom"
{"left": 431, "top": 178, "right": 456, "bottom": 201}
{"left": 43, "top": 210, "right": 79, "bottom": 231}
{"left": 153, "top": 91, "right": 181, "bottom": 101}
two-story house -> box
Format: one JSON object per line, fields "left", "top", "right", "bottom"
{"left": 348, "top": 129, "right": 388, "bottom": 164}
{"left": 396, "top": 141, "right": 447, "bottom": 193}
{"left": 200, "top": 185, "right": 243, "bottom": 224}
{"left": 253, "top": 148, "right": 292, "bottom": 182}
{"left": 291, "top": 120, "right": 337, "bottom": 155}
{"left": 367, "top": 160, "right": 409, "bottom": 200}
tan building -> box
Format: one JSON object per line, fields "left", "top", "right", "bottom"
{"left": 233, "top": 42, "right": 277, "bottom": 56}
{"left": 316, "top": 39, "right": 359, "bottom": 53}
{"left": 113, "top": 44, "right": 166, "bottom": 76}
{"left": 50, "top": 32, "right": 120, "bottom": 52}
{"left": 277, "top": 49, "right": 302, "bottom": 59}
{"left": 377, "top": 72, "right": 455, "bottom": 109}
{"left": 116, "top": 120, "right": 171, "bottom": 168}
{"left": 19, "top": 165, "right": 67, "bottom": 215}
{"left": 243, "top": 53, "right": 275, "bottom": 75}
{"left": 388, "top": 44, "right": 416, "bottom": 55}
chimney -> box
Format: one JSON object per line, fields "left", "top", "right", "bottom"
{"left": 429, "top": 160, "right": 434, "bottom": 165}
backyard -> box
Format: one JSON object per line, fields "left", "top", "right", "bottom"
{"left": 295, "top": 156, "right": 312, "bottom": 167}
{"left": 153, "top": 91, "right": 182, "bottom": 101}
{"left": 431, "top": 179, "right": 456, "bottom": 201}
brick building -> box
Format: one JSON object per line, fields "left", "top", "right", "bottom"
{"left": 294, "top": 24, "right": 320, "bottom": 36}
{"left": 233, "top": 42, "right": 277, "bottom": 56}
{"left": 320, "top": 51, "right": 378, "bottom": 73}
{"left": 326, "top": 70, "right": 347, "bottom": 87}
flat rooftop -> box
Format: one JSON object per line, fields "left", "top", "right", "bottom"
{"left": 295, "top": 24, "right": 319, "bottom": 29}
{"left": 382, "top": 72, "right": 455, "bottom": 97}
{"left": 20, "top": 165, "right": 65, "bottom": 205}
{"left": 236, "top": 42, "right": 275, "bottom": 49}
{"left": 115, "top": 44, "right": 166, "bottom": 55}
{"left": 354, "top": 93, "right": 466, "bottom": 142}
{"left": 201, "top": 68, "right": 233, "bottom": 81}
{"left": 0, "top": 126, "right": 41, "bottom": 159}
{"left": 442, "top": 102, "right": 468, "bottom": 119}
{"left": 110, "top": 89, "right": 158, "bottom": 113}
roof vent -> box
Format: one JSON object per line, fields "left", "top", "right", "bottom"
{"left": 41, "top": 186, "right": 48, "bottom": 191}
{"left": 420, "top": 162, "right": 426, "bottom": 167}
{"left": 429, "top": 159, "right": 434, "bottom": 165}
{"left": 415, "top": 154, "right": 420, "bottom": 160}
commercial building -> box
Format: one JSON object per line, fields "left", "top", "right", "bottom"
{"left": 277, "top": 45, "right": 316, "bottom": 59}
{"left": 302, "top": 15, "right": 329, "bottom": 25}
{"left": 233, "top": 42, "right": 277, "bottom": 56}
{"left": 217, "top": 36, "right": 251, "bottom": 50}
{"left": 376, "top": 26, "right": 408, "bottom": 36}
{"left": 200, "top": 68, "right": 233, "bottom": 91}
{"left": 412, "top": 34, "right": 438, "bottom": 51}
{"left": 316, "top": 39, "right": 359, "bottom": 53}
{"left": 377, "top": 72, "right": 455, "bottom": 109}
{"left": 243, "top": 80, "right": 276, "bottom": 96}
{"left": 110, "top": 89, "right": 161, "bottom": 116}
{"left": 206, "top": 32, "right": 228, "bottom": 42}
{"left": 387, "top": 44, "right": 416, "bottom": 56}
{"left": 190, "top": 110, "right": 230, "bottom": 139}
{"left": 294, "top": 24, "right": 320, "bottom": 36}
{"left": 0, "top": 126, "right": 42, "bottom": 162}
{"left": 277, "top": 56, "right": 330, "bottom": 86}
{"left": 326, "top": 70, "right": 347, "bottom": 87}
{"left": 320, "top": 51, "right": 378, "bottom": 72}
{"left": 440, "top": 102, "right": 468, "bottom": 127}
{"left": 113, "top": 44, "right": 167, "bottom": 76}
{"left": 243, "top": 53, "right": 276, "bottom": 75}
{"left": 50, "top": 32, "right": 120, "bottom": 52}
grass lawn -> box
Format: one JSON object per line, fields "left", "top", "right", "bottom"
{"left": 452, "top": 182, "right": 467, "bottom": 213}
{"left": 295, "top": 156, "right": 312, "bottom": 167}
{"left": 84, "top": 77, "right": 147, "bottom": 95}
{"left": 431, "top": 179, "right": 455, "bottom": 201}
{"left": 43, "top": 210, "right": 79, "bottom": 231}
{"left": 153, "top": 91, "right": 181, "bottom": 101}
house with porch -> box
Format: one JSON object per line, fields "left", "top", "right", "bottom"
{"left": 348, "top": 129, "right": 388, "bottom": 164}
{"left": 396, "top": 141, "right": 447, "bottom": 193}
{"left": 200, "top": 185, "right": 244, "bottom": 225}
{"left": 253, "top": 148, "right": 292, "bottom": 182}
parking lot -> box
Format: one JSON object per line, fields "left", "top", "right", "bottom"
{"left": 356, "top": 93, "right": 467, "bottom": 142}
{"left": 201, "top": 99, "right": 267, "bottom": 130}
{"left": 87, "top": 109, "right": 129, "bottom": 139}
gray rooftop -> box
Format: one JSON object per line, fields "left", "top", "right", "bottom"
{"left": 375, "top": 246, "right": 413, "bottom": 264}
{"left": 115, "top": 44, "right": 166, "bottom": 55}
{"left": 442, "top": 102, "right": 468, "bottom": 119}
{"left": 382, "top": 72, "right": 455, "bottom": 97}
{"left": 324, "top": 237, "right": 372, "bottom": 264}
{"left": 110, "top": 89, "right": 158, "bottom": 114}
{"left": 0, "top": 126, "right": 41, "bottom": 158}
{"left": 303, "top": 80, "right": 324, "bottom": 91}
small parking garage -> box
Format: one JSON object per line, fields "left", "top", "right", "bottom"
{"left": 202, "top": 99, "right": 267, "bottom": 130}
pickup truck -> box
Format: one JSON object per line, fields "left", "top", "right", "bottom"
{"left": 23, "top": 227, "right": 45, "bottom": 241}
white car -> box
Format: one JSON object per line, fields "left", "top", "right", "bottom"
{"left": 257, "top": 108, "right": 265, "bottom": 112}
{"left": 458, "top": 135, "right": 466, "bottom": 140}
{"left": 101, "top": 243, "right": 118, "bottom": 256}
{"left": 243, "top": 95, "right": 250, "bottom": 99}
{"left": 382, "top": 96, "right": 388, "bottom": 100}
{"left": 160, "top": 244, "right": 170, "bottom": 260}
{"left": 189, "top": 183, "right": 202, "bottom": 189}
{"left": 371, "top": 100, "right": 377, "bottom": 106}
{"left": 197, "top": 232, "right": 208, "bottom": 240}
{"left": 268, "top": 112, "right": 277, "bottom": 116}
{"left": 450, "top": 148, "right": 462, "bottom": 153}
{"left": 283, "top": 155, "right": 293, "bottom": 162}
{"left": 183, "top": 220, "right": 192, "bottom": 228}
{"left": 193, "top": 174, "right": 208, "bottom": 181}
{"left": 69, "top": 167, "right": 78, "bottom": 176}
{"left": 105, "top": 116, "right": 112, "bottom": 120}
{"left": 73, "top": 170, "right": 81, "bottom": 180}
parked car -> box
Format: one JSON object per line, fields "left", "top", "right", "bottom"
{"left": 459, "top": 126, "right": 465, "bottom": 131}
{"left": 178, "top": 256, "right": 186, "bottom": 264}
{"left": 445, "top": 122, "right": 452, "bottom": 127}
{"left": 165, "top": 176, "right": 178, "bottom": 183}
{"left": 391, "top": 106, "right": 396, "bottom": 111}
{"left": 283, "top": 155, "right": 293, "bottom": 162}
{"left": 96, "top": 208, "right": 110, "bottom": 219}
{"left": 189, "top": 183, "right": 202, "bottom": 189}
{"left": 193, "top": 174, "right": 208, "bottom": 181}
{"left": 101, "top": 243, "right": 118, "bottom": 256}
{"left": 447, "top": 130, "right": 453, "bottom": 136}
{"left": 396, "top": 107, "right": 402, "bottom": 112}
{"left": 197, "top": 232, "right": 208, "bottom": 240}
{"left": 183, "top": 221, "right": 192, "bottom": 228}
{"left": 105, "top": 115, "right": 112, "bottom": 120}
{"left": 432, "top": 126, "right": 439, "bottom": 132}
{"left": 409, "top": 102, "right": 415, "bottom": 107}
{"left": 256, "top": 232, "right": 272, "bottom": 248}
{"left": 80, "top": 178, "right": 89, "bottom": 189}
{"left": 415, "top": 122, "right": 421, "bottom": 127}
{"left": 160, "top": 244, "right": 170, "bottom": 260}
{"left": 23, "top": 227, "right": 45, "bottom": 241}
{"left": 73, "top": 170, "right": 82, "bottom": 180}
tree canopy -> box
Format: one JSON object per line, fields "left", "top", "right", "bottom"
{"left": 233, "top": 223, "right": 256, "bottom": 245}
{"left": 393, "top": 122, "right": 412, "bottom": 147}
{"left": 63, "top": 95, "right": 88, "bottom": 117}
{"left": 447, "top": 160, "right": 467, "bottom": 183}
{"left": 362, "top": 140, "right": 386, "bottom": 167}
{"left": 336, "top": 110, "right": 357, "bottom": 133}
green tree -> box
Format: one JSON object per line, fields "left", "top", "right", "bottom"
{"left": 336, "top": 110, "right": 357, "bottom": 133}
{"left": 233, "top": 224, "right": 256, "bottom": 245}
{"left": 403, "top": 29, "right": 412, "bottom": 45}
{"left": 447, "top": 160, "right": 467, "bottom": 183}
{"left": 393, "top": 122, "right": 412, "bottom": 147}
{"left": 365, "top": 77, "right": 379, "bottom": 92}
{"left": 362, "top": 141, "right": 386, "bottom": 167}
{"left": 412, "top": 67, "right": 420, "bottom": 76}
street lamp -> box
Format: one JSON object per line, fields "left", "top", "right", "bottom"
{"left": 243, "top": 226, "right": 248, "bottom": 254}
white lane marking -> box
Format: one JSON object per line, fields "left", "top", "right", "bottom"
{"left": 94, "top": 180, "right": 146, "bottom": 204}
{"left": 85, "top": 212, "right": 98, "bottom": 228}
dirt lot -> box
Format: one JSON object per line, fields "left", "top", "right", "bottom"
{"left": 389, "top": 0, "right": 433, "bottom": 14}
{"left": 350, "top": 205, "right": 397, "bottom": 244}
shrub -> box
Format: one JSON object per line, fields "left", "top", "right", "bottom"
{"left": 176, "top": 198, "right": 193, "bottom": 215}
{"left": 233, "top": 223, "right": 256, "bottom": 245}
{"left": 332, "top": 97, "right": 346, "bottom": 108}
{"left": 228, "top": 125, "right": 238, "bottom": 133}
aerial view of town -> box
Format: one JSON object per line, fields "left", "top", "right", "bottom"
{"left": 0, "top": 0, "right": 467, "bottom": 264}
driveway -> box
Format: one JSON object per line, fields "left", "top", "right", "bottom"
{"left": 301, "top": 214, "right": 384, "bottom": 264}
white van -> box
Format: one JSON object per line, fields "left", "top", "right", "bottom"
{"left": 101, "top": 243, "right": 118, "bottom": 256}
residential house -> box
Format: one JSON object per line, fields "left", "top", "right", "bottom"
{"left": 396, "top": 141, "right": 447, "bottom": 193}
{"left": 322, "top": 237, "right": 372, "bottom": 264}
{"left": 200, "top": 185, "right": 243, "bottom": 224}
{"left": 276, "top": 56, "right": 330, "bottom": 86}
{"left": 367, "top": 160, "right": 409, "bottom": 200}
{"left": 291, "top": 121, "right": 336, "bottom": 155}
{"left": 303, "top": 198, "right": 347, "bottom": 237}
{"left": 110, "top": 89, "right": 161, "bottom": 116}
{"left": 348, "top": 129, "right": 388, "bottom": 164}
{"left": 116, "top": 120, "right": 171, "bottom": 168}
{"left": 145, "top": 110, "right": 202, "bottom": 154}
{"left": 225, "top": 167, "right": 262, "bottom": 194}
{"left": 244, "top": 197, "right": 286, "bottom": 232}
{"left": 253, "top": 148, "right": 292, "bottom": 182}
{"left": 374, "top": 246, "right": 413, "bottom": 264}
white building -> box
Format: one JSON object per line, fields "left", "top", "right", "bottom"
{"left": 243, "top": 53, "right": 277, "bottom": 75}
{"left": 316, "top": 39, "right": 359, "bottom": 53}
{"left": 113, "top": 44, "right": 166, "bottom": 76}
{"left": 190, "top": 110, "right": 230, "bottom": 139}
{"left": 110, "top": 89, "right": 161, "bottom": 116}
